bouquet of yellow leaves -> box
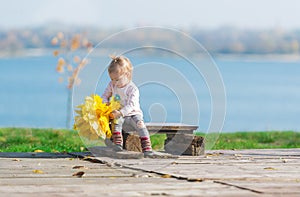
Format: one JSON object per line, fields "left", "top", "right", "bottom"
{"left": 74, "top": 94, "right": 120, "bottom": 140}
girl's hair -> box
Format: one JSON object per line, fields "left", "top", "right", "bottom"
{"left": 108, "top": 55, "right": 133, "bottom": 80}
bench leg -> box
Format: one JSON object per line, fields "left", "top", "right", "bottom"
{"left": 164, "top": 134, "right": 205, "bottom": 156}
{"left": 122, "top": 132, "right": 142, "bottom": 152}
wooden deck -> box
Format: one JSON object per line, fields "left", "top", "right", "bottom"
{"left": 0, "top": 148, "right": 300, "bottom": 196}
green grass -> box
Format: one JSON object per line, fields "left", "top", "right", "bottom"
{"left": 209, "top": 131, "right": 300, "bottom": 149}
{"left": 0, "top": 128, "right": 84, "bottom": 152}
{"left": 1, "top": 128, "right": 300, "bottom": 152}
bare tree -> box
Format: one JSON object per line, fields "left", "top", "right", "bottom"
{"left": 51, "top": 32, "right": 92, "bottom": 128}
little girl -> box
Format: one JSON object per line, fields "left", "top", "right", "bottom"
{"left": 102, "top": 56, "right": 153, "bottom": 157}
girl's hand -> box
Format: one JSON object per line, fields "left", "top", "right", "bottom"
{"left": 110, "top": 110, "right": 121, "bottom": 119}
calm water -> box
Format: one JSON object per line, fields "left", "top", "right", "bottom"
{"left": 0, "top": 54, "right": 299, "bottom": 132}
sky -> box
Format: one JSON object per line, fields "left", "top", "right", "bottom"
{"left": 1, "top": 0, "right": 300, "bottom": 30}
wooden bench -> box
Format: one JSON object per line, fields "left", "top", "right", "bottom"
{"left": 123, "top": 123, "right": 205, "bottom": 156}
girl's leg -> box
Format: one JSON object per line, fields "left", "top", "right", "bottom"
{"left": 111, "top": 117, "right": 124, "bottom": 151}
{"left": 130, "top": 115, "right": 153, "bottom": 153}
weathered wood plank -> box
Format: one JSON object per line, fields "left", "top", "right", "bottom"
{"left": 88, "top": 146, "right": 144, "bottom": 159}
{"left": 0, "top": 179, "right": 255, "bottom": 197}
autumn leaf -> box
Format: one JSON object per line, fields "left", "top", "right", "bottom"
{"left": 71, "top": 35, "right": 80, "bottom": 51}
{"left": 187, "top": 178, "right": 204, "bottom": 182}
{"left": 72, "top": 171, "right": 85, "bottom": 178}
{"left": 56, "top": 65, "right": 64, "bottom": 73}
{"left": 67, "top": 76, "right": 76, "bottom": 89}
{"left": 53, "top": 50, "right": 59, "bottom": 56}
{"left": 34, "top": 149, "right": 44, "bottom": 153}
{"left": 264, "top": 167, "right": 277, "bottom": 170}
{"left": 206, "top": 152, "right": 223, "bottom": 157}
{"left": 57, "top": 32, "right": 64, "bottom": 40}
{"left": 57, "top": 57, "right": 65, "bottom": 67}
{"left": 67, "top": 64, "right": 73, "bottom": 72}
{"left": 56, "top": 58, "right": 66, "bottom": 73}
{"left": 72, "top": 166, "right": 87, "bottom": 169}
{"left": 161, "top": 174, "right": 172, "bottom": 178}
{"left": 82, "top": 156, "right": 103, "bottom": 163}
{"left": 33, "top": 169, "right": 44, "bottom": 174}
{"left": 73, "top": 56, "right": 81, "bottom": 63}
{"left": 51, "top": 37, "right": 58, "bottom": 45}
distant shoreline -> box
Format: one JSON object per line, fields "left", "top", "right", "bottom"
{"left": 1, "top": 48, "right": 300, "bottom": 62}
{"left": 213, "top": 53, "right": 300, "bottom": 62}
{"left": 0, "top": 48, "right": 51, "bottom": 58}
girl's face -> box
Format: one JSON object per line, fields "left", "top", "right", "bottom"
{"left": 109, "top": 71, "right": 129, "bottom": 88}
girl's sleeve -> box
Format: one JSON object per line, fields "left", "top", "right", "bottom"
{"left": 101, "top": 82, "right": 113, "bottom": 103}
{"left": 119, "top": 86, "right": 139, "bottom": 117}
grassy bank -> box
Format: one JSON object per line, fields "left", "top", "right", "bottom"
{"left": 0, "top": 128, "right": 84, "bottom": 152}
{"left": 205, "top": 131, "right": 300, "bottom": 150}
{"left": 0, "top": 128, "right": 300, "bottom": 152}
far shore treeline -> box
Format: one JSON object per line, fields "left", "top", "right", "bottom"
{"left": 1, "top": 24, "right": 300, "bottom": 55}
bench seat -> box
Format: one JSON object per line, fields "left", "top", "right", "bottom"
{"left": 145, "top": 123, "right": 198, "bottom": 134}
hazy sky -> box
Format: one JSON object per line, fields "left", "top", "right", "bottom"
{"left": 1, "top": 0, "right": 300, "bottom": 30}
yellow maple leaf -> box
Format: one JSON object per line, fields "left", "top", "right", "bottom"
{"left": 53, "top": 50, "right": 59, "bottom": 56}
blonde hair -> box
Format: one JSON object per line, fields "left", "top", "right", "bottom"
{"left": 108, "top": 55, "right": 133, "bottom": 80}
